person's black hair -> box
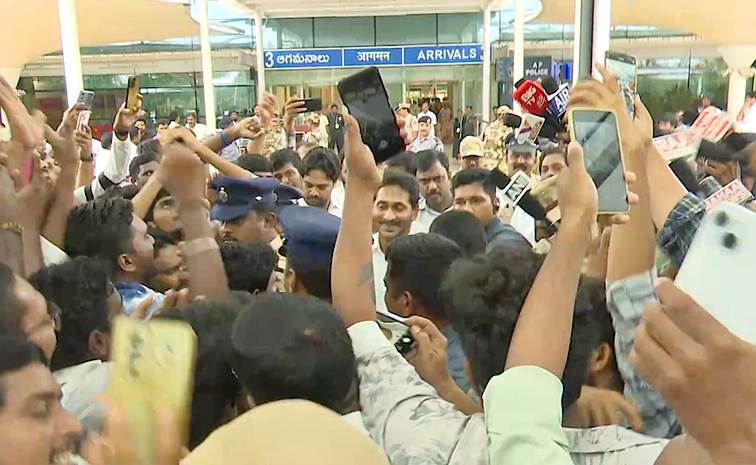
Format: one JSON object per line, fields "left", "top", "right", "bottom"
{"left": 100, "top": 131, "right": 113, "bottom": 150}
{"left": 0, "top": 336, "right": 48, "bottom": 408}
{"left": 158, "top": 292, "right": 253, "bottom": 448}
{"left": 0, "top": 263, "right": 24, "bottom": 336}
{"left": 668, "top": 159, "right": 700, "bottom": 193}
{"left": 219, "top": 116, "right": 234, "bottom": 129}
{"left": 430, "top": 210, "right": 487, "bottom": 257}
{"left": 157, "top": 119, "right": 170, "bottom": 127}
{"left": 186, "top": 111, "right": 197, "bottom": 119}
{"left": 101, "top": 184, "right": 140, "bottom": 201}
{"left": 137, "top": 139, "right": 162, "bottom": 161}
{"left": 270, "top": 149, "right": 303, "bottom": 174}
{"left": 302, "top": 148, "right": 340, "bottom": 181}
{"left": 231, "top": 293, "right": 356, "bottom": 414}
{"left": 537, "top": 145, "right": 567, "bottom": 174}
{"left": 748, "top": 91, "right": 756, "bottom": 99}
{"left": 443, "top": 243, "right": 601, "bottom": 412}
{"left": 385, "top": 234, "right": 462, "bottom": 322}
{"left": 415, "top": 149, "right": 450, "bottom": 173}
{"left": 64, "top": 198, "right": 134, "bottom": 268}
{"left": 385, "top": 151, "right": 417, "bottom": 176}
{"left": 660, "top": 113, "right": 676, "bottom": 125}
{"left": 236, "top": 153, "right": 273, "bottom": 175}
{"left": 136, "top": 117, "right": 147, "bottom": 125}
{"left": 380, "top": 170, "right": 420, "bottom": 208}
{"left": 221, "top": 243, "right": 276, "bottom": 295}
{"left": 288, "top": 252, "right": 332, "bottom": 302}
{"left": 29, "top": 257, "right": 114, "bottom": 372}
{"left": 143, "top": 187, "right": 174, "bottom": 224}
{"left": 451, "top": 168, "right": 497, "bottom": 202}
{"left": 148, "top": 227, "right": 180, "bottom": 254}
{"left": 168, "top": 111, "right": 180, "bottom": 122}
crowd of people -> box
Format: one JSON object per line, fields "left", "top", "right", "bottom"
{"left": 3, "top": 59, "right": 756, "bottom": 465}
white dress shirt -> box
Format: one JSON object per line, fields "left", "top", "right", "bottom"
{"left": 187, "top": 122, "right": 211, "bottom": 141}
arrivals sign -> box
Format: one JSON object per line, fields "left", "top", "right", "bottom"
{"left": 263, "top": 44, "right": 483, "bottom": 69}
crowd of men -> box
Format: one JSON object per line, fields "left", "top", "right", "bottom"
{"left": 2, "top": 61, "right": 756, "bottom": 465}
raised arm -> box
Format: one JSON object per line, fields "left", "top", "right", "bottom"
{"left": 75, "top": 126, "right": 95, "bottom": 189}
{"left": 164, "top": 126, "right": 254, "bottom": 180}
{"left": 41, "top": 107, "right": 81, "bottom": 248}
{"left": 331, "top": 114, "right": 382, "bottom": 326}
{"left": 157, "top": 142, "right": 228, "bottom": 300}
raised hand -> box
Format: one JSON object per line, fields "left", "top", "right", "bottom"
{"left": 157, "top": 142, "right": 208, "bottom": 205}
{"left": 16, "top": 156, "right": 52, "bottom": 232}
{"left": 631, "top": 279, "right": 756, "bottom": 465}
{"left": 258, "top": 92, "right": 277, "bottom": 132}
{"left": 113, "top": 95, "right": 144, "bottom": 134}
{"left": 75, "top": 125, "right": 93, "bottom": 160}
{"left": 226, "top": 117, "right": 264, "bottom": 141}
{"left": 282, "top": 97, "right": 306, "bottom": 134}
{"left": 45, "top": 108, "right": 80, "bottom": 170}
{"left": 343, "top": 114, "right": 381, "bottom": 191}
{"left": 405, "top": 316, "right": 452, "bottom": 391}
{"left": 556, "top": 141, "right": 599, "bottom": 231}
{"left": 0, "top": 74, "right": 43, "bottom": 150}
{"left": 564, "top": 385, "right": 643, "bottom": 432}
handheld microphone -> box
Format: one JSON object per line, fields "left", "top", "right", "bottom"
{"left": 541, "top": 76, "right": 570, "bottom": 119}
{"left": 502, "top": 113, "right": 523, "bottom": 129}
{"left": 513, "top": 79, "right": 564, "bottom": 140}
{"left": 489, "top": 168, "right": 547, "bottom": 222}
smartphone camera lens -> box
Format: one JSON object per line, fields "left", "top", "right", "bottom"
{"left": 723, "top": 232, "right": 738, "bottom": 250}
{"left": 715, "top": 211, "right": 729, "bottom": 227}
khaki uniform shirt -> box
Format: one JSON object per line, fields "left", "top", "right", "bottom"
{"left": 483, "top": 121, "right": 511, "bottom": 170}
{"left": 262, "top": 127, "right": 287, "bottom": 156}
{"left": 304, "top": 129, "right": 329, "bottom": 148}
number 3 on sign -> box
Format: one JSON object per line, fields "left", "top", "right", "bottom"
{"left": 264, "top": 52, "right": 274, "bottom": 69}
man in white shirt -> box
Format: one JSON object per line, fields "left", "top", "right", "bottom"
{"left": 417, "top": 100, "right": 437, "bottom": 137}
{"left": 185, "top": 112, "right": 211, "bottom": 141}
{"left": 738, "top": 92, "right": 756, "bottom": 137}
{"left": 301, "top": 147, "right": 342, "bottom": 217}
{"left": 414, "top": 150, "right": 453, "bottom": 230}
{"left": 372, "top": 170, "right": 420, "bottom": 313}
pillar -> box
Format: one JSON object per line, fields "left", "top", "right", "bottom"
{"left": 718, "top": 45, "right": 756, "bottom": 118}
{"left": 512, "top": 0, "right": 525, "bottom": 114}
{"left": 255, "top": 11, "right": 266, "bottom": 102}
{"left": 197, "top": 0, "right": 217, "bottom": 131}
{"left": 591, "top": 0, "right": 611, "bottom": 81}
{"left": 57, "top": 0, "right": 84, "bottom": 106}
{"left": 482, "top": 3, "right": 492, "bottom": 124}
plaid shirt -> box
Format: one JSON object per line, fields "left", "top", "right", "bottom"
{"left": 657, "top": 193, "right": 706, "bottom": 268}
{"left": 607, "top": 271, "right": 682, "bottom": 439}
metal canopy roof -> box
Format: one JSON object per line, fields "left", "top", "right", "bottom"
{"left": 221, "top": 0, "right": 494, "bottom": 18}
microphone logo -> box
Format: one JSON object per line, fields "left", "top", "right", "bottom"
{"left": 522, "top": 86, "right": 537, "bottom": 106}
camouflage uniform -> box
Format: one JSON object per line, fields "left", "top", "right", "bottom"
{"left": 304, "top": 129, "right": 329, "bottom": 148}
{"left": 262, "top": 125, "right": 287, "bottom": 157}
{"left": 269, "top": 235, "right": 287, "bottom": 293}
{"left": 348, "top": 321, "right": 668, "bottom": 465}
{"left": 483, "top": 121, "right": 511, "bottom": 171}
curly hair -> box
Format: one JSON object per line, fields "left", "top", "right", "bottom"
{"left": 443, "top": 243, "right": 600, "bottom": 412}
{"left": 64, "top": 198, "right": 134, "bottom": 270}
{"left": 29, "top": 257, "right": 115, "bottom": 372}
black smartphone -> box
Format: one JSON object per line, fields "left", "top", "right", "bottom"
{"left": 76, "top": 90, "right": 95, "bottom": 111}
{"left": 568, "top": 108, "right": 630, "bottom": 214}
{"left": 376, "top": 311, "right": 415, "bottom": 356}
{"left": 302, "top": 98, "right": 322, "bottom": 113}
{"left": 125, "top": 76, "right": 140, "bottom": 111}
{"left": 337, "top": 67, "right": 405, "bottom": 163}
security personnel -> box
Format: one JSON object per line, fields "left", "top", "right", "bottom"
{"left": 483, "top": 106, "right": 513, "bottom": 170}
{"left": 210, "top": 177, "right": 303, "bottom": 292}
{"left": 304, "top": 114, "right": 329, "bottom": 148}
{"left": 278, "top": 205, "right": 341, "bottom": 302}
{"left": 457, "top": 136, "right": 485, "bottom": 171}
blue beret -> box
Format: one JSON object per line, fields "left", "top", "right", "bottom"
{"left": 279, "top": 206, "right": 341, "bottom": 270}
{"left": 210, "top": 176, "right": 280, "bottom": 222}
{"left": 275, "top": 183, "right": 304, "bottom": 213}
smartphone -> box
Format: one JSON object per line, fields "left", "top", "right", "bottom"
{"left": 76, "top": 90, "right": 94, "bottom": 134}
{"left": 302, "top": 98, "right": 323, "bottom": 113}
{"left": 376, "top": 310, "right": 415, "bottom": 355}
{"left": 605, "top": 52, "right": 637, "bottom": 119}
{"left": 568, "top": 108, "right": 630, "bottom": 214}
{"left": 337, "top": 67, "right": 405, "bottom": 163}
{"left": 125, "top": 76, "right": 140, "bottom": 112}
{"left": 108, "top": 316, "right": 197, "bottom": 464}
{"left": 676, "top": 203, "right": 756, "bottom": 344}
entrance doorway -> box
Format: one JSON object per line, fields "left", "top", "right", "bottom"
{"left": 407, "top": 82, "right": 451, "bottom": 109}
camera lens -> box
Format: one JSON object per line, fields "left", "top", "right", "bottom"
{"left": 715, "top": 211, "right": 729, "bottom": 227}
{"left": 723, "top": 232, "right": 737, "bottom": 249}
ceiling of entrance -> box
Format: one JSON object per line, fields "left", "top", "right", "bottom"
{"left": 222, "top": 0, "right": 498, "bottom": 17}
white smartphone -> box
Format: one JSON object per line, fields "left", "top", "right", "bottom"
{"left": 675, "top": 203, "right": 756, "bottom": 344}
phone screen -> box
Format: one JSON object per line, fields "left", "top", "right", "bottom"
{"left": 605, "top": 52, "right": 637, "bottom": 119}
{"left": 337, "top": 67, "right": 405, "bottom": 163}
{"left": 570, "top": 109, "right": 629, "bottom": 213}
{"left": 125, "top": 76, "right": 140, "bottom": 111}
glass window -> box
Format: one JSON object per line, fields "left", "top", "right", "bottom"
{"left": 141, "top": 87, "right": 200, "bottom": 120}
{"left": 262, "top": 18, "right": 313, "bottom": 49}
{"left": 215, "top": 86, "right": 256, "bottom": 115}
{"left": 314, "top": 17, "right": 374, "bottom": 47}
{"left": 376, "top": 15, "right": 436, "bottom": 46}
{"left": 438, "top": 13, "right": 481, "bottom": 44}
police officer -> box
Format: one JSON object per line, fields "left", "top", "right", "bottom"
{"left": 304, "top": 114, "right": 329, "bottom": 149}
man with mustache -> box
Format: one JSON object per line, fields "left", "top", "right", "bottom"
{"left": 371, "top": 170, "right": 420, "bottom": 314}
{"left": 414, "top": 150, "right": 454, "bottom": 231}
{"left": 499, "top": 133, "right": 540, "bottom": 243}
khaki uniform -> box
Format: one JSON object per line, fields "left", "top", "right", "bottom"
{"left": 483, "top": 120, "right": 511, "bottom": 170}
{"left": 304, "top": 129, "right": 329, "bottom": 148}
{"left": 270, "top": 235, "right": 287, "bottom": 292}
{"left": 262, "top": 126, "right": 287, "bottom": 156}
